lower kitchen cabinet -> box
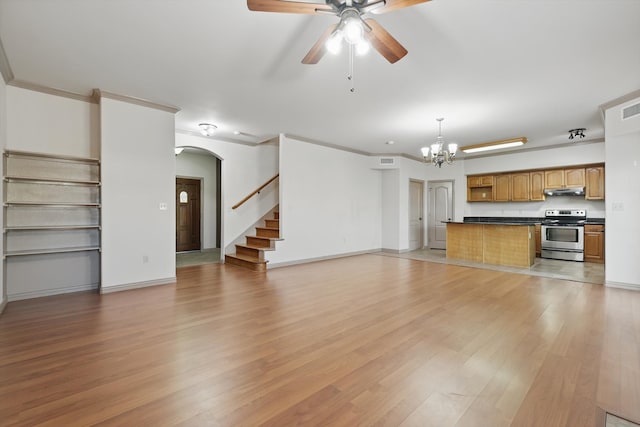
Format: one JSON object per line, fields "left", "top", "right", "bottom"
{"left": 584, "top": 224, "right": 604, "bottom": 263}
{"left": 535, "top": 223, "right": 541, "bottom": 257}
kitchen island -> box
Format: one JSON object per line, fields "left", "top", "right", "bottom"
{"left": 446, "top": 222, "right": 536, "bottom": 268}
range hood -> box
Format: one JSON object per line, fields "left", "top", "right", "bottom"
{"left": 543, "top": 187, "right": 585, "bottom": 197}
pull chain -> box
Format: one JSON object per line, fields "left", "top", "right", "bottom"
{"left": 347, "top": 44, "right": 355, "bottom": 93}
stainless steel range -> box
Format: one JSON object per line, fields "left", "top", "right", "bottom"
{"left": 541, "top": 209, "right": 586, "bottom": 262}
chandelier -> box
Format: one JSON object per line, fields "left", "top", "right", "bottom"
{"left": 421, "top": 118, "right": 457, "bottom": 167}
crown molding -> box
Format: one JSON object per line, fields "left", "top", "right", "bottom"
{"left": 8, "top": 79, "right": 96, "bottom": 103}
{"left": 175, "top": 129, "right": 268, "bottom": 146}
{"left": 600, "top": 89, "right": 640, "bottom": 113}
{"left": 282, "top": 133, "right": 371, "bottom": 156}
{"left": 93, "top": 89, "right": 179, "bottom": 114}
{"left": 0, "top": 37, "right": 14, "bottom": 84}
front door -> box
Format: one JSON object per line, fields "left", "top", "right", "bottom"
{"left": 428, "top": 180, "right": 453, "bottom": 250}
{"left": 176, "top": 177, "right": 201, "bottom": 252}
{"left": 408, "top": 180, "right": 424, "bottom": 250}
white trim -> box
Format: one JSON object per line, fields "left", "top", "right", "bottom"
{"left": 267, "top": 249, "right": 381, "bottom": 269}
{"left": 9, "top": 80, "right": 96, "bottom": 103}
{"left": 99, "top": 277, "right": 176, "bottom": 294}
{"left": 0, "top": 298, "right": 7, "bottom": 315}
{"left": 283, "top": 133, "right": 371, "bottom": 156}
{"left": 605, "top": 281, "right": 640, "bottom": 291}
{"left": 8, "top": 283, "right": 99, "bottom": 302}
{"left": 93, "top": 90, "right": 180, "bottom": 114}
{"left": 600, "top": 89, "right": 640, "bottom": 113}
{"left": 380, "top": 248, "right": 411, "bottom": 254}
{"left": 0, "top": 37, "right": 14, "bottom": 83}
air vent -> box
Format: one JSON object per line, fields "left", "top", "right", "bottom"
{"left": 623, "top": 102, "right": 640, "bottom": 120}
{"left": 379, "top": 157, "right": 395, "bottom": 166}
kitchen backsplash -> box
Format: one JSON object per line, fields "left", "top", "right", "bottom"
{"left": 464, "top": 197, "right": 605, "bottom": 219}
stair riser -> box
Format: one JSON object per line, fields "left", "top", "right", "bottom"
{"left": 264, "top": 219, "right": 279, "bottom": 229}
{"left": 236, "top": 245, "right": 263, "bottom": 259}
{"left": 246, "top": 237, "right": 272, "bottom": 248}
{"left": 273, "top": 212, "right": 279, "bottom": 220}
{"left": 256, "top": 228, "right": 280, "bottom": 238}
{"left": 224, "top": 255, "right": 267, "bottom": 272}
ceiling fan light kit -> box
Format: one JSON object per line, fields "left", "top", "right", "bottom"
{"left": 459, "top": 137, "right": 528, "bottom": 154}
{"left": 246, "top": 0, "right": 431, "bottom": 65}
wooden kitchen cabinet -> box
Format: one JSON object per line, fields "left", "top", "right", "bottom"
{"left": 494, "top": 174, "right": 511, "bottom": 202}
{"left": 584, "top": 224, "right": 604, "bottom": 263}
{"left": 565, "top": 168, "right": 586, "bottom": 187}
{"left": 511, "top": 172, "right": 530, "bottom": 201}
{"left": 535, "top": 223, "right": 541, "bottom": 257}
{"left": 530, "top": 171, "right": 545, "bottom": 201}
{"left": 467, "top": 175, "right": 494, "bottom": 201}
{"left": 585, "top": 166, "right": 605, "bottom": 200}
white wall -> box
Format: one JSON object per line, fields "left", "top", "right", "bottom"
{"left": 375, "top": 155, "right": 466, "bottom": 252}
{"left": 604, "top": 96, "right": 640, "bottom": 289}
{"left": 266, "top": 136, "right": 381, "bottom": 266}
{"left": 175, "top": 133, "right": 279, "bottom": 251}
{"left": 175, "top": 150, "right": 219, "bottom": 249}
{"left": 0, "top": 77, "right": 6, "bottom": 308}
{"left": 100, "top": 98, "right": 176, "bottom": 290}
{"left": 463, "top": 142, "right": 606, "bottom": 218}
{"left": 6, "top": 86, "right": 99, "bottom": 158}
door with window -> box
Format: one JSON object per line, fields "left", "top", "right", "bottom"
{"left": 428, "top": 180, "right": 453, "bottom": 249}
{"left": 176, "top": 178, "right": 201, "bottom": 252}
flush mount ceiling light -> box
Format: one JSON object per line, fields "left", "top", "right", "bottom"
{"left": 198, "top": 123, "right": 217, "bottom": 137}
{"left": 420, "top": 118, "right": 457, "bottom": 168}
{"left": 568, "top": 128, "right": 586, "bottom": 140}
{"left": 460, "top": 137, "right": 528, "bottom": 154}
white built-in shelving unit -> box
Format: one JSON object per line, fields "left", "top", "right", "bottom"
{"left": 3, "top": 150, "right": 101, "bottom": 300}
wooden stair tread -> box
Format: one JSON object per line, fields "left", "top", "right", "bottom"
{"left": 225, "top": 253, "right": 268, "bottom": 264}
{"left": 236, "top": 244, "right": 275, "bottom": 251}
{"left": 256, "top": 226, "right": 279, "bottom": 231}
{"left": 247, "top": 235, "right": 283, "bottom": 241}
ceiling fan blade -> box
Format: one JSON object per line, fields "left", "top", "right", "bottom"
{"left": 371, "top": 0, "right": 431, "bottom": 14}
{"left": 364, "top": 19, "right": 408, "bottom": 63}
{"left": 247, "top": 0, "right": 332, "bottom": 14}
{"left": 302, "top": 24, "right": 338, "bottom": 64}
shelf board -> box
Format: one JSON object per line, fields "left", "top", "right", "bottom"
{"left": 4, "top": 176, "right": 100, "bottom": 186}
{"left": 4, "top": 150, "right": 100, "bottom": 164}
{"left": 4, "top": 202, "right": 101, "bottom": 208}
{"left": 5, "top": 225, "right": 101, "bottom": 231}
{"left": 5, "top": 246, "right": 101, "bottom": 257}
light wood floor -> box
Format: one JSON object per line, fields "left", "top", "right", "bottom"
{"left": 1, "top": 254, "right": 639, "bottom": 426}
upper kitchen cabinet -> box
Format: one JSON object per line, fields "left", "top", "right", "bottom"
{"left": 585, "top": 166, "right": 605, "bottom": 200}
{"left": 530, "top": 171, "right": 545, "bottom": 201}
{"left": 494, "top": 174, "right": 511, "bottom": 202}
{"left": 544, "top": 168, "right": 585, "bottom": 189}
{"left": 511, "top": 172, "right": 531, "bottom": 201}
{"left": 467, "top": 175, "right": 494, "bottom": 202}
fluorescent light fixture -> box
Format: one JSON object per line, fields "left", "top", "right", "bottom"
{"left": 460, "top": 137, "right": 527, "bottom": 154}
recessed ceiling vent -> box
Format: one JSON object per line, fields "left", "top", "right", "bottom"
{"left": 623, "top": 102, "right": 640, "bottom": 120}
{"left": 379, "top": 157, "right": 395, "bottom": 166}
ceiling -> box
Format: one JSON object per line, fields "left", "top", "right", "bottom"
{"left": 1, "top": 0, "right": 639, "bottom": 157}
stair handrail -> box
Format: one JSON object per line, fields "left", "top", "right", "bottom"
{"left": 232, "top": 174, "right": 279, "bottom": 210}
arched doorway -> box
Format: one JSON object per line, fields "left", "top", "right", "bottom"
{"left": 175, "top": 146, "right": 223, "bottom": 267}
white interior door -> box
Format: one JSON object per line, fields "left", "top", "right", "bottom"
{"left": 428, "top": 181, "right": 453, "bottom": 250}
{"left": 409, "top": 180, "right": 424, "bottom": 250}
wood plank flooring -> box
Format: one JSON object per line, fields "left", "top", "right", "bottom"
{"left": 1, "top": 254, "right": 639, "bottom": 426}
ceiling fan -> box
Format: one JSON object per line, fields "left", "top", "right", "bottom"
{"left": 247, "top": 0, "right": 431, "bottom": 64}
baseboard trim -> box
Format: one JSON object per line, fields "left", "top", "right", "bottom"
{"left": 267, "top": 249, "right": 380, "bottom": 269}
{"left": 0, "top": 298, "right": 7, "bottom": 315}
{"left": 8, "top": 283, "right": 100, "bottom": 302}
{"left": 100, "top": 277, "right": 176, "bottom": 294}
{"left": 605, "top": 281, "right": 640, "bottom": 291}
{"left": 380, "top": 248, "right": 412, "bottom": 254}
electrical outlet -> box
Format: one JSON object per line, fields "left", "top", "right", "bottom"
{"left": 159, "top": 203, "right": 167, "bottom": 211}
{"left": 612, "top": 202, "right": 624, "bottom": 212}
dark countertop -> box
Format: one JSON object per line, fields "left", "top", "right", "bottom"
{"left": 462, "top": 216, "right": 606, "bottom": 225}
{"left": 448, "top": 221, "right": 535, "bottom": 226}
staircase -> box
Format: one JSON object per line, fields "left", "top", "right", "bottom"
{"left": 225, "top": 211, "right": 281, "bottom": 271}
